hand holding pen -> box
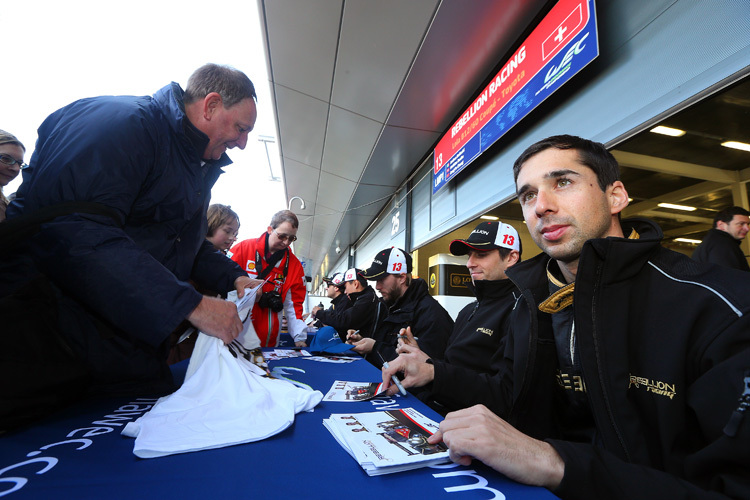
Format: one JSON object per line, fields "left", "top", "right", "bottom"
{"left": 396, "top": 326, "right": 420, "bottom": 354}
{"left": 377, "top": 351, "right": 407, "bottom": 396}
{"left": 346, "top": 329, "right": 362, "bottom": 343}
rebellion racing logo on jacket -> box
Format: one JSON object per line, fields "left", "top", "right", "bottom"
{"left": 556, "top": 370, "right": 586, "bottom": 393}
{"left": 629, "top": 374, "right": 677, "bottom": 400}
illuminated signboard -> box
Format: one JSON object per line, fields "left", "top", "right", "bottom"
{"left": 433, "top": 0, "right": 599, "bottom": 193}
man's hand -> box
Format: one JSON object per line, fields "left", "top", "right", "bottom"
{"left": 351, "top": 337, "right": 375, "bottom": 355}
{"left": 234, "top": 276, "right": 264, "bottom": 298}
{"left": 396, "top": 327, "right": 429, "bottom": 360}
{"left": 187, "top": 296, "right": 242, "bottom": 344}
{"left": 396, "top": 326, "right": 418, "bottom": 350}
{"left": 346, "top": 329, "right": 362, "bottom": 343}
{"left": 381, "top": 351, "right": 434, "bottom": 395}
{"left": 311, "top": 306, "right": 322, "bottom": 316}
{"left": 428, "top": 405, "right": 564, "bottom": 490}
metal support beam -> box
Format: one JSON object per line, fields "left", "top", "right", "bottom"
{"left": 613, "top": 151, "right": 739, "bottom": 183}
{"left": 623, "top": 180, "right": 727, "bottom": 218}
{"left": 640, "top": 210, "right": 713, "bottom": 225}
{"left": 663, "top": 223, "right": 712, "bottom": 238}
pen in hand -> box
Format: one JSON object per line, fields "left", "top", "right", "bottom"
{"left": 346, "top": 330, "right": 361, "bottom": 343}
{"left": 377, "top": 352, "right": 407, "bottom": 396}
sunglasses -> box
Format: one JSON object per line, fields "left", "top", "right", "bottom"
{"left": 274, "top": 230, "right": 297, "bottom": 242}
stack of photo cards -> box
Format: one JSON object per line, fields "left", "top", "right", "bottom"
{"left": 323, "top": 408, "right": 449, "bottom": 476}
{"left": 323, "top": 380, "right": 389, "bottom": 402}
{"left": 264, "top": 349, "right": 312, "bottom": 361}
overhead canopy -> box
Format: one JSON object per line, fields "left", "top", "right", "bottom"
{"left": 258, "top": 0, "right": 750, "bottom": 285}
{"left": 256, "top": 0, "right": 551, "bottom": 283}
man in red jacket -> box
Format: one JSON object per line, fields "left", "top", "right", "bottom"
{"left": 229, "top": 210, "right": 307, "bottom": 347}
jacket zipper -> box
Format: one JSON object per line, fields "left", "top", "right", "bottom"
{"left": 589, "top": 258, "right": 631, "bottom": 461}
{"left": 507, "top": 284, "right": 539, "bottom": 422}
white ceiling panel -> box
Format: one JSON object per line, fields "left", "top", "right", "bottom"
{"left": 361, "top": 125, "right": 442, "bottom": 186}
{"left": 332, "top": 0, "right": 439, "bottom": 122}
{"left": 321, "top": 106, "right": 382, "bottom": 180}
{"left": 282, "top": 158, "right": 321, "bottom": 212}
{"left": 262, "top": 0, "right": 342, "bottom": 101}
{"left": 274, "top": 85, "right": 329, "bottom": 169}
{"left": 316, "top": 171, "right": 357, "bottom": 213}
{"left": 348, "top": 184, "right": 394, "bottom": 217}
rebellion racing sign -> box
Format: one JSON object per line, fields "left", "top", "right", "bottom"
{"left": 433, "top": 0, "right": 599, "bottom": 193}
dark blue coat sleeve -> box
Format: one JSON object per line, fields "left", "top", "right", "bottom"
{"left": 191, "top": 239, "right": 248, "bottom": 295}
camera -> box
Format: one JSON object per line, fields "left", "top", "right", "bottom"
{"left": 258, "top": 290, "right": 284, "bottom": 312}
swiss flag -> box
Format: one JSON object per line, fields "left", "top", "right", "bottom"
{"left": 542, "top": 3, "right": 584, "bottom": 60}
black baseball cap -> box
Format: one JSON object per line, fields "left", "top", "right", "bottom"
{"left": 342, "top": 268, "right": 368, "bottom": 286}
{"left": 450, "top": 221, "right": 521, "bottom": 256}
{"left": 322, "top": 272, "right": 345, "bottom": 288}
{"left": 362, "top": 247, "right": 413, "bottom": 279}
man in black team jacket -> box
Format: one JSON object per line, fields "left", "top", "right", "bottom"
{"left": 335, "top": 268, "right": 386, "bottom": 341}
{"left": 349, "top": 248, "right": 453, "bottom": 368}
{"left": 306, "top": 272, "right": 351, "bottom": 335}
{"left": 692, "top": 205, "right": 750, "bottom": 271}
{"left": 418, "top": 135, "right": 750, "bottom": 500}
{"left": 382, "top": 222, "right": 522, "bottom": 414}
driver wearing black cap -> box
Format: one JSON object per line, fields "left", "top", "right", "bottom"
{"left": 382, "top": 221, "right": 521, "bottom": 413}
{"left": 347, "top": 247, "right": 453, "bottom": 369}
{"left": 305, "top": 272, "right": 351, "bottom": 335}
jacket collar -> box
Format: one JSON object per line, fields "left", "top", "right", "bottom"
{"left": 332, "top": 293, "right": 350, "bottom": 307}
{"left": 349, "top": 285, "right": 375, "bottom": 302}
{"left": 390, "top": 277, "right": 428, "bottom": 311}
{"left": 152, "top": 82, "right": 233, "bottom": 170}
{"left": 468, "top": 278, "right": 517, "bottom": 302}
{"left": 507, "top": 218, "right": 663, "bottom": 294}
{"left": 708, "top": 227, "right": 743, "bottom": 246}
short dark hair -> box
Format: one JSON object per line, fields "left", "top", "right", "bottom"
{"left": 498, "top": 242, "right": 522, "bottom": 261}
{"left": 270, "top": 209, "right": 299, "bottom": 229}
{"left": 513, "top": 135, "right": 620, "bottom": 192}
{"left": 184, "top": 63, "right": 257, "bottom": 108}
{"left": 714, "top": 206, "right": 750, "bottom": 228}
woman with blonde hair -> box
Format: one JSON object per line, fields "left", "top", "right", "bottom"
{"left": 0, "top": 130, "right": 26, "bottom": 222}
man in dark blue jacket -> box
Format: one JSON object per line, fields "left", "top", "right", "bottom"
{"left": 2, "top": 64, "right": 258, "bottom": 397}
{"left": 425, "top": 135, "right": 750, "bottom": 499}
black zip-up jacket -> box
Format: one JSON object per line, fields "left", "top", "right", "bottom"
{"left": 312, "top": 292, "right": 352, "bottom": 334}
{"left": 329, "top": 285, "right": 385, "bottom": 341}
{"left": 691, "top": 228, "right": 750, "bottom": 272}
{"left": 368, "top": 278, "right": 453, "bottom": 367}
{"left": 428, "top": 278, "right": 518, "bottom": 412}
{"left": 497, "top": 218, "right": 750, "bottom": 499}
